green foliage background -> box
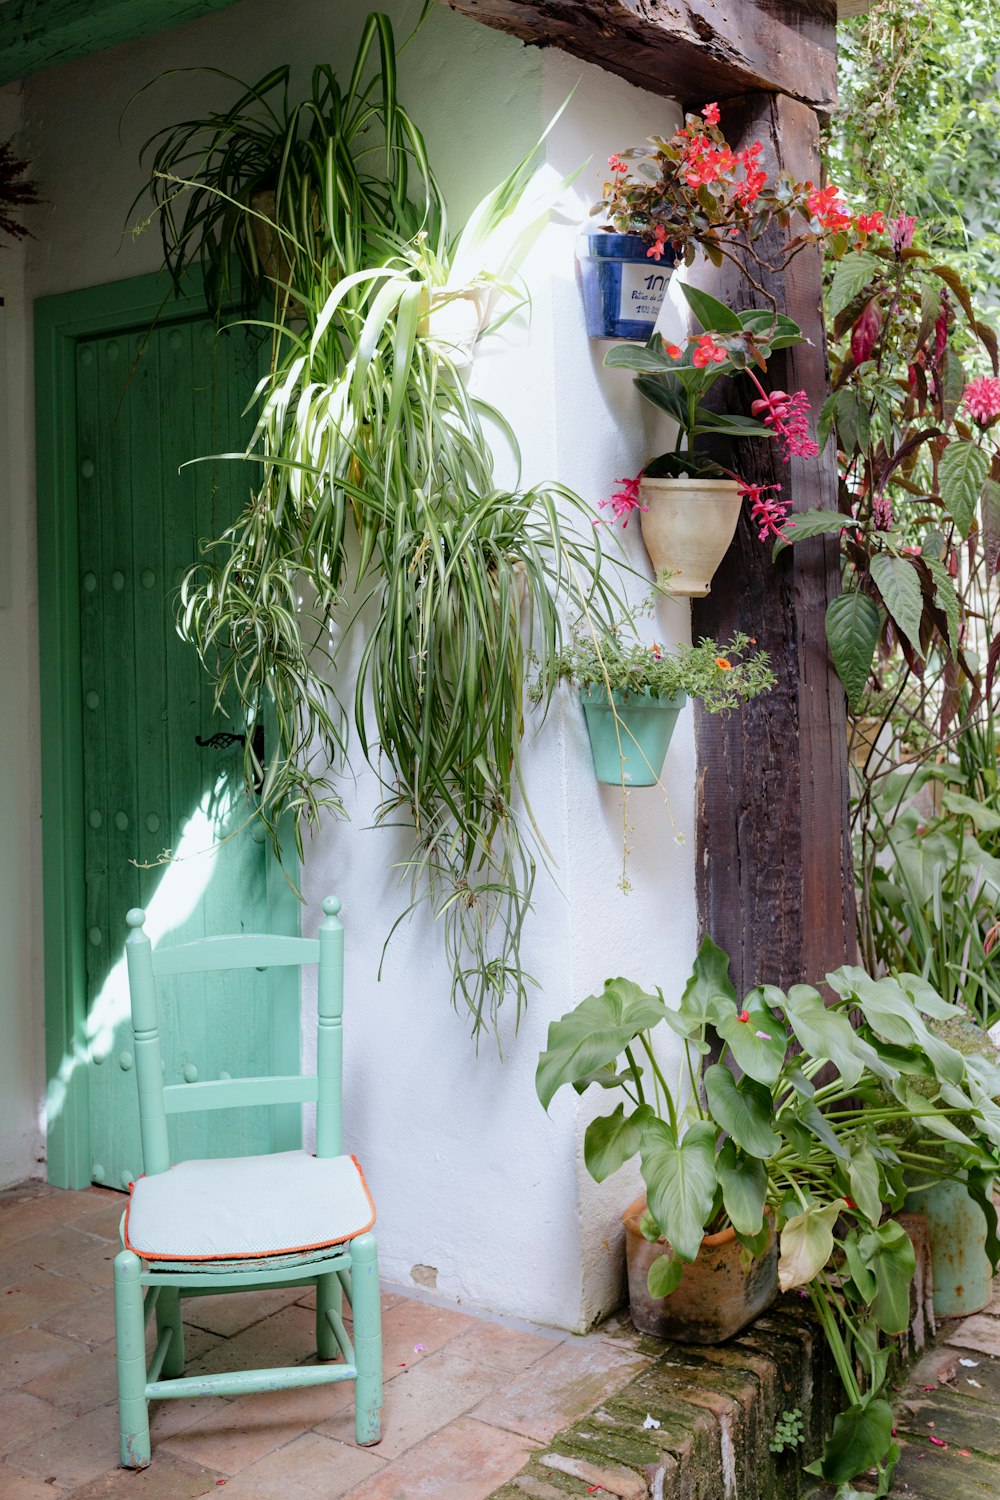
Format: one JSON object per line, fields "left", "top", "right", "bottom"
{"left": 828, "top": 0, "right": 1000, "bottom": 295}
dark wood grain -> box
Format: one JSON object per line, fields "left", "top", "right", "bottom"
{"left": 689, "top": 92, "right": 856, "bottom": 994}
{"left": 436, "top": 0, "right": 838, "bottom": 110}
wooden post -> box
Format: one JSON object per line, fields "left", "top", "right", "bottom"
{"left": 690, "top": 92, "right": 856, "bottom": 993}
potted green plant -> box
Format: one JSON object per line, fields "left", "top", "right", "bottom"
{"left": 541, "top": 629, "right": 774, "bottom": 786}
{"left": 581, "top": 101, "right": 868, "bottom": 342}
{"left": 537, "top": 943, "right": 1000, "bottom": 1495}
{"left": 600, "top": 282, "right": 816, "bottom": 594}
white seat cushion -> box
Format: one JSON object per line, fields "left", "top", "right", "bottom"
{"left": 124, "top": 1151, "right": 375, "bottom": 1262}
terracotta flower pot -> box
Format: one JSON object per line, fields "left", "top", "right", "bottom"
{"left": 638, "top": 477, "right": 743, "bottom": 597}
{"left": 623, "top": 1196, "right": 778, "bottom": 1343}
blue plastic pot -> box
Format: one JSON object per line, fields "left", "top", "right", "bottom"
{"left": 577, "top": 232, "right": 676, "bottom": 341}
{"left": 580, "top": 686, "right": 686, "bottom": 786}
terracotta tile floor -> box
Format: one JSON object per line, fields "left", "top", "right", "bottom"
{"left": 0, "top": 1181, "right": 648, "bottom": 1499}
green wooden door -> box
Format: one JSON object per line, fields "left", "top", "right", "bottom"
{"left": 72, "top": 313, "right": 299, "bottom": 1190}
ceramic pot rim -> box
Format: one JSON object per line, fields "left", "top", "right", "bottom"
{"left": 622, "top": 1194, "right": 772, "bottom": 1251}
{"left": 638, "top": 478, "right": 742, "bottom": 494}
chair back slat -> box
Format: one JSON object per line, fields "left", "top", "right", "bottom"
{"left": 163, "top": 1076, "right": 319, "bottom": 1115}
{"left": 124, "top": 898, "right": 344, "bottom": 1175}
{"left": 153, "top": 935, "right": 319, "bottom": 977}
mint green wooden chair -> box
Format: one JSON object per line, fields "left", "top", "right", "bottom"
{"left": 114, "top": 896, "right": 382, "bottom": 1469}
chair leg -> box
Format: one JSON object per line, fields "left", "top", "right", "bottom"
{"left": 349, "top": 1232, "right": 382, "bottom": 1446}
{"left": 156, "top": 1287, "right": 185, "bottom": 1378}
{"left": 316, "top": 1271, "right": 341, "bottom": 1361}
{"left": 114, "top": 1250, "right": 151, "bottom": 1469}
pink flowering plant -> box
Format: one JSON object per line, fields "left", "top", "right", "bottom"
{"left": 775, "top": 214, "right": 1000, "bottom": 716}
{"left": 598, "top": 102, "right": 883, "bottom": 302}
{"left": 602, "top": 281, "right": 818, "bottom": 543}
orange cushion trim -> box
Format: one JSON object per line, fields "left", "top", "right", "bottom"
{"left": 122, "top": 1153, "right": 376, "bottom": 1263}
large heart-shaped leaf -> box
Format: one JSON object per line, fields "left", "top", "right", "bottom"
{"left": 846, "top": 1138, "right": 882, "bottom": 1225}
{"left": 828, "top": 969, "right": 964, "bottom": 1083}
{"left": 842, "top": 1228, "right": 877, "bottom": 1303}
{"left": 857, "top": 1219, "right": 915, "bottom": 1334}
{"left": 896, "top": 971, "right": 964, "bottom": 1020}
{"left": 676, "top": 936, "right": 739, "bottom": 1029}
{"left": 806, "top": 1400, "right": 894, "bottom": 1484}
{"left": 780, "top": 983, "right": 865, "bottom": 1088}
{"left": 704, "top": 1064, "right": 781, "bottom": 1158}
{"left": 640, "top": 1119, "right": 718, "bottom": 1263}
{"left": 825, "top": 591, "right": 881, "bottom": 711}
{"left": 939, "top": 438, "right": 989, "bottom": 536}
{"left": 647, "top": 1253, "right": 684, "bottom": 1299}
{"left": 869, "top": 553, "right": 924, "bottom": 649}
{"left": 968, "top": 1168, "right": 1000, "bottom": 1272}
{"left": 778, "top": 1200, "right": 845, "bottom": 1290}
{"left": 584, "top": 1103, "right": 655, "bottom": 1183}
{"left": 716, "top": 997, "right": 787, "bottom": 1085}
{"left": 536, "top": 979, "right": 668, "bottom": 1110}
{"left": 717, "top": 1139, "right": 767, "bottom": 1236}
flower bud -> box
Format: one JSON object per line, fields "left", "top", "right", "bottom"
{"left": 851, "top": 298, "right": 881, "bottom": 366}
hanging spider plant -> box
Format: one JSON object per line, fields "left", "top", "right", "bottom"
{"left": 150, "top": 16, "right": 621, "bottom": 1037}
{"left": 129, "top": 10, "right": 445, "bottom": 322}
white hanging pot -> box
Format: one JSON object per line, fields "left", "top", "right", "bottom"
{"left": 638, "top": 477, "right": 743, "bottom": 598}
{"left": 425, "top": 285, "right": 497, "bottom": 374}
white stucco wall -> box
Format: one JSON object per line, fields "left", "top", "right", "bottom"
{"left": 0, "top": 83, "right": 45, "bottom": 1188}
{"left": 10, "top": 0, "right": 696, "bottom": 1327}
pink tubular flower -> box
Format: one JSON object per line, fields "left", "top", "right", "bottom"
{"left": 692, "top": 333, "right": 728, "bottom": 368}
{"left": 598, "top": 473, "right": 647, "bottom": 528}
{"left": 890, "top": 212, "right": 917, "bottom": 253}
{"left": 750, "top": 386, "right": 819, "bottom": 462}
{"left": 646, "top": 224, "right": 668, "bottom": 261}
{"left": 739, "top": 480, "right": 793, "bottom": 542}
{"left": 702, "top": 101, "right": 721, "bottom": 126}
{"left": 872, "top": 493, "right": 893, "bottom": 531}
{"left": 963, "top": 375, "right": 1000, "bottom": 426}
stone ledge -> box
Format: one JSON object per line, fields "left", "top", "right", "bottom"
{"left": 489, "top": 1216, "right": 934, "bottom": 1500}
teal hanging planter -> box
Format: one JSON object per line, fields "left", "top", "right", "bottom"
{"left": 580, "top": 686, "right": 686, "bottom": 786}
{"left": 904, "top": 1175, "right": 994, "bottom": 1317}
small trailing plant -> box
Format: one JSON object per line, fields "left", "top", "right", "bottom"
{"left": 539, "top": 628, "right": 775, "bottom": 713}
{"left": 769, "top": 1408, "right": 805, "bottom": 1456}
{"left": 600, "top": 283, "right": 817, "bottom": 543}
{"left": 537, "top": 940, "right": 1000, "bottom": 1495}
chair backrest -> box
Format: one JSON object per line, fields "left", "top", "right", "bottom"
{"left": 123, "top": 895, "right": 344, "bottom": 1176}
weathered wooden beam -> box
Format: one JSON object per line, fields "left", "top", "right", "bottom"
{"left": 690, "top": 91, "right": 856, "bottom": 993}
{"left": 0, "top": 0, "right": 243, "bottom": 87}
{"left": 436, "top": 1, "right": 838, "bottom": 111}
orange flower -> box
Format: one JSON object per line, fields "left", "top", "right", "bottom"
{"left": 715, "top": 657, "right": 732, "bottom": 671}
